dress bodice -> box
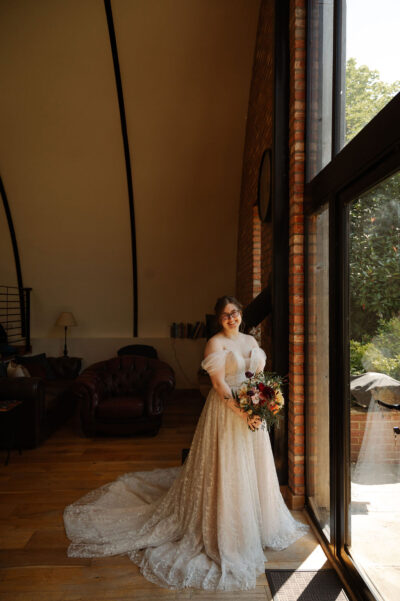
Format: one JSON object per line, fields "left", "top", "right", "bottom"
{"left": 201, "top": 346, "right": 267, "bottom": 388}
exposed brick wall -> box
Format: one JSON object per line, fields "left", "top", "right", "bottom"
{"left": 287, "top": 0, "right": 307, "bottom": 504}
{"left": 236, "top": 0, "right": 307, "bottom": 506}
{"left": 236, "top": 0, "right": 275, "bottom": 367}
{"left": 251, "top": 205, "right": 263, "bottom": 343}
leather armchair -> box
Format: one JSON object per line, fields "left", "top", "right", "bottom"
{"left": 71, "top": 355, "right": 175, "bottom": 437}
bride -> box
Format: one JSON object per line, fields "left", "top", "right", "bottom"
{"left": 63, "top": 295, "right": 309, "bottom": 591}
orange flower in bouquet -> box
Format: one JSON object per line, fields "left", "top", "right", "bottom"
{"left": 232, "top": 370, "right": 286, "bottom": 431}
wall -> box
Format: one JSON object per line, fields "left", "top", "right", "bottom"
{"left": 237, "top": 0, "right": 307, "bottom": 505}
{"left": 236, "top": 0, "right": 275, "bottom": 366}
{"left": 287, "top": 0, "right": 307, "bottom": 506}
{"left": 0, "top": 0, "right": 260, "bottom": 365}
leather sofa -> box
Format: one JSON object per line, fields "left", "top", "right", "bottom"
{"left": 71, "top": 355, "right": 175, "bottom": 437}
{"left": 0, "top": 355, "right": 82, "bottom": 448}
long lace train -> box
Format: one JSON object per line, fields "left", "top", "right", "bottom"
{"left": 64, "top": 347, "right": 309, "bottom": 590}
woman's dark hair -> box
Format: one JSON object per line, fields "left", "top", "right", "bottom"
{"left": 214, "top": 295, "right": 245, "bottom": 332}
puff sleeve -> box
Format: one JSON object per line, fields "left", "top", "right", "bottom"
{"left": 251, "top": 346, "right": 267, "bottom": 374}
{"left": 200, "top": 350, "right": 227, "bottom": 375}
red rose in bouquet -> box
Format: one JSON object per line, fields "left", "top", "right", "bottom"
{"left": 232, "top": 370, "right": 286, "bottom": 431}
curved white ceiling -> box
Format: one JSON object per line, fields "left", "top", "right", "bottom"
{"left": 0, "top": 0, "right": 260, "bottom": 338}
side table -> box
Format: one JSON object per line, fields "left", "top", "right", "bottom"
{"left": 0, "top": 400, "right": 23, "bottom": 465}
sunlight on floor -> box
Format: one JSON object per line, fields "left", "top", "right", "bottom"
{"left": 297, "top": 544, "right": 331, "bottom": 571}
{"left": 351, "top": 481, "right": 400, "bottom": 601}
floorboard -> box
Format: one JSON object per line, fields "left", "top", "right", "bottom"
{"left": 0, "top": 389, "right": 328, "bottom": 600}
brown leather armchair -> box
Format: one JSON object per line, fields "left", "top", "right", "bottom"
{"left": 72, "top": 355, "right": 175, "bottom": 437}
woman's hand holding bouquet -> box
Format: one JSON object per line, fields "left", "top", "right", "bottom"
{"left": 232, "top": 370, "right": 286, "bottom": 432}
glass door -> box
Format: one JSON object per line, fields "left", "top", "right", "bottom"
{"left": 305, "top": 1, "right": 400, "bottom": 597}
{"left": 346, "top": 172, "right": 400, "bottom": 600}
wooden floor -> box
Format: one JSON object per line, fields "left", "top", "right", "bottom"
{"left": 0, "top": 390, "right": 329, "bottom": 600}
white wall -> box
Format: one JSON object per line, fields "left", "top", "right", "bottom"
{"left": 32, "top": 335, "right": 206, "bottom": 389}
{"left": 0, "top": 0, "right": 260, "bottom": 381}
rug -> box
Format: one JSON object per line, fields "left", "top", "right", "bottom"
{"left": 265, "top": 569, "right": 350, "bottom": 601}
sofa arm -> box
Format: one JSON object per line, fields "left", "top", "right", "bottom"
{"left": 146, "top": 368, "right": 175, "bottom": 417}
{"left": 70, "top": 372, "right": 106, "bottom": 435}
{"left": 0, "top": 377, "right": 45, "bottom": 448}
{"left": 0, "top": 376, "right": 44, "bottom": 401}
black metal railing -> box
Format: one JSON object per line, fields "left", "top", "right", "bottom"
{"left": 0, "top": 286, "right": 31, "bottom": 352}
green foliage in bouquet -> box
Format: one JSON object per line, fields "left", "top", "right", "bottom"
{"left": 231, "top": 370, "right": 286, "bottom": 432}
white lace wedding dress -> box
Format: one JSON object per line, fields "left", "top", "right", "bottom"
{"left": 63, "top": 343, "right": 309, "bottom": 591}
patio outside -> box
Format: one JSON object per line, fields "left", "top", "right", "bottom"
{"left": 350, "top": 400, "right": 400, "bottom": 601}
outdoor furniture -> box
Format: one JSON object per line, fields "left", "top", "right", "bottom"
{"left": 350, "top": 371, "right": 400, "bottom": 409}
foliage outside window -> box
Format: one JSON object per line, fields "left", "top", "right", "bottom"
{"left": 347, "top": 58, "right": 400, "bottom": 376}
{"left": 349, "top": 175, "right": 400, "bottom": 374}
{"left": 346, "top": 58, "right": 400, "bottom": 144}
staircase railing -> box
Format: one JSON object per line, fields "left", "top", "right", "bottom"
{"left": 0, "top": 286, "right": 31, "bottom": 353}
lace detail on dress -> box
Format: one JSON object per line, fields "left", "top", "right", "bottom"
{"left": 63, "top": 343, "right": 309, "bottom": 591}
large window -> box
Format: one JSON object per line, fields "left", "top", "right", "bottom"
{"left": 344, "top": 0, "right": 400, "bottom": 147}
{"left": 305, "top": 1, "right": 400, "bottom": 600}
{"left": 348, "top": 173, "right": 400, "bottom": 601}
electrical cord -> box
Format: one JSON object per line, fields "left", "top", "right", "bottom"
{"left": 169, "top": 337, "right": 199, "bottom": 387}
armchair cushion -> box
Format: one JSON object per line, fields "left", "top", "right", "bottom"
{"left": 96, "top": 395, "right": 144, "bottom": 420}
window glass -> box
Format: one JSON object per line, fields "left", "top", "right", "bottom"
{"left": 306, "top": 0, "right": 334, "bottom": 181}
{"left": 343, "top": 0, "right": 400, "bottom": 146}
{"left": 348, "top": 171, "right": 400, "bottom": 600}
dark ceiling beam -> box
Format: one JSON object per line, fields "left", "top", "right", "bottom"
{"left": 0, "top": 175, "right": 24, "bottom": 291}
{"left": 104, "top": 0, "right": 138, "bottom": 337}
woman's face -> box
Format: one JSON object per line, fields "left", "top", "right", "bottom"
{"left": 219, "top": 302, "right": 242, "bottom": 334}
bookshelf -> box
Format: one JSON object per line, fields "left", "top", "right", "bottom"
{"left": 170, "top": 321, "right": 206, "bottom": 339}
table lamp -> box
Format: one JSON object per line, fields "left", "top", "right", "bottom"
{"left": 55, "top": 312, "right": 77, "bottom": 357}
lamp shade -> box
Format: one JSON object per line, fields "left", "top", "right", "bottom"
{"left": 55, "top": 312, "right": 77, "bottom": 327}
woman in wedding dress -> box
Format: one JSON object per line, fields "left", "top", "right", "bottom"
{"left": 63, "top": 295, "right": 308, "bottom": 591}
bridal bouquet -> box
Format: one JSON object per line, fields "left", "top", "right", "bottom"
{"left": 232, "top": 370, "right": 285, "bottom": 431}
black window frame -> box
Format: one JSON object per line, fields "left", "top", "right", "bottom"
{"left": 304, "top": 0, "right": 400, "bottom": 598}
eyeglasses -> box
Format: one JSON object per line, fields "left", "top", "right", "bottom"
{"left": 221, "top": 309, "right": 241, "bottom": 321}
